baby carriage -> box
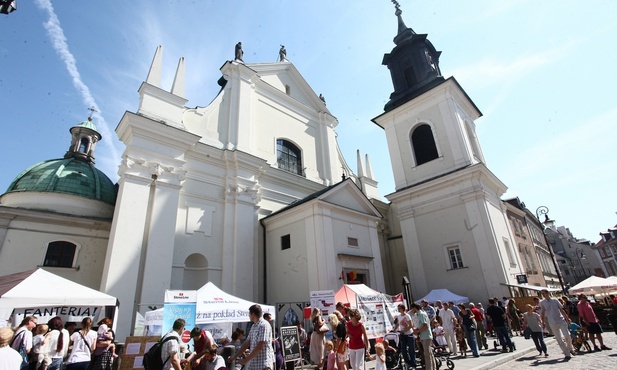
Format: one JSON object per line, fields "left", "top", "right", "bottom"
{"left": 569, "top": 323, "right": 591, "bottom": 353}
{"left": 415, "top": 338, "right": 454, "bottom": 370}
{"left": 383, "top": 332, "right": 404, "bottom": 370}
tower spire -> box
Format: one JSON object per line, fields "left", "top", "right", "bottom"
{"left": 146, "top": 45, "right": 163, "bottom": 87}
{"left": 171, "top": 57, "right": 186, "bottom": 98}
{"left": 391, "top": 0, "right": 415, "bottom": 44}
{"left": 382, "top": 2, "right": 444, "bottom": 111}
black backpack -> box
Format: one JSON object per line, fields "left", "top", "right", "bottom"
{"left": 143, "top": 335, "right": 179, "bottom": 370}
{"left": 566, "top": 300, "right": 579, "bottom": 317}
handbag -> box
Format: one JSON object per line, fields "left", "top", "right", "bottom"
{"left": 337, "top": 340, "right": 347, "bottom": 355}
{"left": 523, "top": 326, "right": 532, "bottom": 340}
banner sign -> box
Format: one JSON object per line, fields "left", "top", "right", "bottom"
{"left": 280, "top": 326, "right": 301, "bottom": 361}
{"left": 309, "top": 290, "right": 335, "bottom": 316}
{"left": 356, "top": 294, "right": 398, "bottom": 339}
{"left": 163, "top": 290, "right": 197, "bottom": 348}
{"left": 12, "top": 306, "right": 103, "bottom": 326}
{"left": 309, "top": 290, "right": 334, "bottom": 338}
{"left": 199, "top": 322, "right": 233, "bottom": 340}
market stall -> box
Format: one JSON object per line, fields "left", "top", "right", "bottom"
{"left": 0, "top": 269, "right": 118, "bottom": 328}
{"left": 144, "top": 282, "right": 274, "bottom": 337}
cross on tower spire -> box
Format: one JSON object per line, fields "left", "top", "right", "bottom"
{"left": 87, "top": 106, "right": 98, "bottom": 121}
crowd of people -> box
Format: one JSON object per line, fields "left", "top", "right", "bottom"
{"left": 300, "top": 289, "right": 614, "bottom": 370}
{"left": 0, "top": 316, "right": 117, "bottom": 370}
{"left": 2, "top": 291, "right": 614, "bottom": 370}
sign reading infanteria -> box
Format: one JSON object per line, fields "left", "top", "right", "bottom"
{"left": 14, "top": 306, "right": 102, "bottom": 325}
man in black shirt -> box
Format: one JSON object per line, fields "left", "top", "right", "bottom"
{"left": 486, "top": 299, "right": 514, "bottom": 352}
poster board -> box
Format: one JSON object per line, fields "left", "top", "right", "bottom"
{"left": 280, "top": 326, "right": 301, "bottom": 362}
{"left": 119, "top": 336, "right": 161, "bottom": 370}
{"left": 356, "top": 294, "right": 398, "bottom": 339}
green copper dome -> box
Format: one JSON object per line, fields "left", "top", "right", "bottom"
{"left": 5, "top": 158, "right": 116, "bottom": 206}
{"left": 73, "top": 119, "right": 99, "bottom": 132}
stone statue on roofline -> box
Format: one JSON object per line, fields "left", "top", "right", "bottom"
{"left": 279, "top": 45, "right": 287, "bottom": 62}
{"left": 235, "top": 42, "right": 244, "bottom": 62}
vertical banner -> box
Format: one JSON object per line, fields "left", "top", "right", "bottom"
{"left": 309, "top": 290, "right": 335, "bottom": 339}
{"left": 163, "top": 290, "right": 197, "bottom": 350}
{"left": 356, "top": 294, "right": 398, "bottom": 339}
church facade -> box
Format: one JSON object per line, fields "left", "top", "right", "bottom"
{"left": 0, "top": 7, "right": 543, "bottom": 341}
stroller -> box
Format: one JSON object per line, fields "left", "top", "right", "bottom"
{"left": 415, "top": 337, "right": 455, "bottom": 370}
{"left": 569, "top": 323, "right": 592, "bottom": 353}
{"left": 383, "top": 332, "right": 405, "bottom": 370}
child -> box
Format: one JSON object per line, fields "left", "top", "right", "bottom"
{"left": 33, "top": 324, "right": 51, "bottom": 370}
{"left": 325, "top": 340, "right": 338, "bottom": 370}
{"left": 383, "top": 339, "right": 397, "bottom": 354}
{"left": 432, "top": 321, "right": 447, "bottom": 353}
{"left": 455, "top": 324, "right": 467, "bottom": 357}
{"left": 370, "top": 342, "right": 386, "bottom": 370}
{"left": 97, "top": 319, "right": 118, "bottom": 359}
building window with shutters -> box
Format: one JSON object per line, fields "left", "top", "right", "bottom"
{"left": 446, "top": 245, "right": 464, "bottom": 270}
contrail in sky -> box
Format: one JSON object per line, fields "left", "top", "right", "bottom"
{"left": 34, "top": 0, "right": 120, "bottom": 162}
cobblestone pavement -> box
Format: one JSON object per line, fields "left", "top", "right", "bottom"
{"left": 493, "top": 331, "right": 617, "bottom": 369}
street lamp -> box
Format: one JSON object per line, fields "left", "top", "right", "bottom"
{"left": 535, "top": 206, "right": 567, "bottom": 294}
{"left": 570, "top": 247, "right": 588, "bottom": 280}
{"left": 402, "top": 276, "right": 413, "bottom": 307}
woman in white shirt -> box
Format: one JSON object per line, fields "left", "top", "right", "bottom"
{"left": 66, "top": 317, "right": 97, "bottom": 370}
{"left": 47, "top": 317, "right": 70, "bottom": 370}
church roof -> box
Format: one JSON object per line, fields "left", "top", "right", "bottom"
{"left": 264, "top": 178, "right": 381, "bottom": 220}
{"left": 4, "top": 157, "right": 116, "bottom": 206}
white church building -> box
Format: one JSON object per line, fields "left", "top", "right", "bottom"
{"left": 0, "top": 7, "right": 529, "bottom": 341}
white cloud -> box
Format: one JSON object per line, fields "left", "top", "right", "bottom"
{"left": 450, "top": 41, "right": 575, "bottom": 91}
{"left": 34, "top": 0, "right": 121, "bottom": 163}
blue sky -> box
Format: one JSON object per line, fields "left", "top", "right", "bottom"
{"left": 1, "top": 0, "right": 616, "bottom": 242}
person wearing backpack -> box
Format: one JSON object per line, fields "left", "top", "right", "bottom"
{"left": 562, "top": 296, "right": 578, "bottom": 322}
{"left": 11, "top": 316, "right": 38, "bottom": 370}
{"left": 162, "top": 319, "right": 185, "bottom": 370}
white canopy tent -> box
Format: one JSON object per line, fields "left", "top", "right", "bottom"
{"left": 145, "top": 282, "right": 275, "bottom": 327}
{"left": 569, "top": 275, "right": 617, "bottom": 295}
{"left": 415, "top": 289, "right": 469, "bottom": 305}
{"left": 0, "top": 269, "right": 118, "bottom": 327}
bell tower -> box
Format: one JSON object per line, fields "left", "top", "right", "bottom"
{"left": 374, "top": 3, "right": 517, "bottom": 304}
{"left": 374, "top": 5, "right": 486, "bottom": 190}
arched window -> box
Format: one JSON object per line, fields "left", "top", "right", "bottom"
{"left": 411, "top": 124, "right": 438, "bottom": 166}
{"left": 277, "top": 139, "right": 303, "bottom": 176}
{"left": 79, "top": 138, "right": 89, "bottom": 153}
{"left": 43, "top": 241, "right": 76, "bottom": 268}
